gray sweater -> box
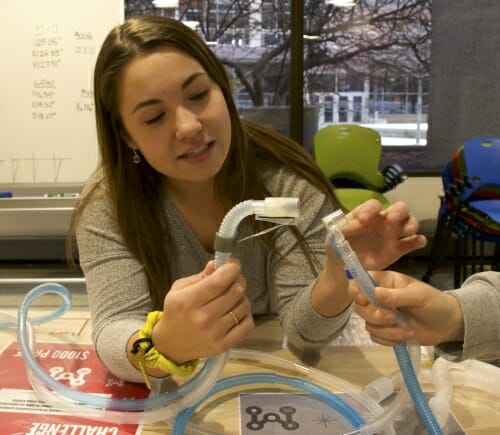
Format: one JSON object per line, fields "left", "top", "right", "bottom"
{"left": 76, "top": 166, "right": 350, "bottom": 382}
{"left": 438, "top": 271, "right": 500, "bottom": 362}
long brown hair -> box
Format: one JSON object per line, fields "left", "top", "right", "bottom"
{"left": 68, "top": 16, "right": 340, "bottom": 309}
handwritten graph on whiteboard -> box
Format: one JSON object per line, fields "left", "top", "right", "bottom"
{"left": 0, "top": 0, "right": 123, "bottom": 184}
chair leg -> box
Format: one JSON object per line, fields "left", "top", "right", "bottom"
{"left": 455, "top": 230, "right": 471, "bottom": 287}
{"left": 478, "top": 234, "right": 485, "bottom": 272}
{"left": 454, "top": 235, "right": 462, "bottom": 288}
{"left": 471, "top": 233, "right": 477, "bottom": 274}
{"left": 423, "top": 210, "right": 453, "bottom": 283}
{"left": 494, "top": 243, "right": 500, "bottom": 271}
{"left": 462, "top": 234, "right": 469, "bottom": 284}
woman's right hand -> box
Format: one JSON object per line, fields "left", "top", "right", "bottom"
{"left": 151, "top": 258, "right": 254, "bottom": 364}
{"left": 349, "top": 270, "right": 464, "bottom": 346}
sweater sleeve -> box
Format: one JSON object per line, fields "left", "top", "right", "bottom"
{"left": 266, "top": 168, "right": 351, "bottom": 352}
{"left": 76, "top": 195, "right": 153, "bottom": 382}
{"left": 435, "top": 271, "right": 500, "bottom": 362}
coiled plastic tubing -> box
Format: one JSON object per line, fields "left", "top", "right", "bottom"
{"left": 7, "top": 198, "right": 304, "bottom": 424}
{"left": 4, "top": 199, "right": 455, "bottom": 433}
{"left": 4, "top": 288, "right": 395, "bottom": 434}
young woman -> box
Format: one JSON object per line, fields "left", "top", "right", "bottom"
{"left": 69, "top": 16, "right": 426, "bottom": 384}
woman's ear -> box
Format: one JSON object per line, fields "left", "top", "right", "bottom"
{"left": 120, "top": 129, "right": 142, "bottom": 164}
{"left": 119, "top": 127, "right": 136, "bottom": 150}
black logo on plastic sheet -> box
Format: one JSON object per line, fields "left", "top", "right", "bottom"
{"left": 245, "top": 405, "right": 300, "bottom": 431}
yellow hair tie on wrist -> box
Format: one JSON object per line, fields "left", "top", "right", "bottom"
{"left": 131, "top": 311, "right": 199, "bottom": 389}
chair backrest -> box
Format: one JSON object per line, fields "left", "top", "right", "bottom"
{"left": 312, "top": 124, "right": 385, "bottom": 190}
{"left": 441, "top": 150, "right": 462, "bottom": 196}
{"left": 458, "top": 137, "right": 500, "bottom": 201}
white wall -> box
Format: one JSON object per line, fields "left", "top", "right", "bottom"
{"left": 385, "top": 176, "right": 442, "bottom": 237}
{"left": 0, "top": 177, "right": 443, "bottom": 238}
{"left": 0, "top": 197, "right": 77, "bottom": 237}
{"left": 0, "top": 177, "right": 443, "bottom": 261}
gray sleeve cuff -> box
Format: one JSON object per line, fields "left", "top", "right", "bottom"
{"left": 436, "top": 276, "right": 500, "bottom": 362}
{"left": 283, "top": 282, "right": 352, "bottom": 352}
{"left": 94, "top": 317, "right": 146, "bottom": 383}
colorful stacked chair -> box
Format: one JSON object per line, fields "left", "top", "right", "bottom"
{"left": 423, "top": 138, "right": 500, "bottom": 286}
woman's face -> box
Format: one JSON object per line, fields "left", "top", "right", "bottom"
{"left": 118, "top": 47, "right": 232, "bottom": 185}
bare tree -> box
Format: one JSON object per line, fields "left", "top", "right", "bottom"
{"left": 125, "top": 0, "right": 156, "bottom": 19}
{"left": 126, "top": 0, "right": 431, "bottom": 108}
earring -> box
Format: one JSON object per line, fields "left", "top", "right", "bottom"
{"left": 132, "top": 149, "right": 141, "bottom": 164}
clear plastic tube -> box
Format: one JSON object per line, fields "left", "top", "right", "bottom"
{"left": 11, "top": 197, "right": 301, "bottom": 424}
{"left": 322, "top": 209, "right": 443, "bottom": 435}
{"left": 428, "top": 357, "right": 453, "bottom": 427}
{"left": 420, "top": 357, "right": 500, "bottom": 410}
{"left": 446, "top": 358, "right": 500, "bottom": 396}
{"left": 16, "top": 283, "right": 223, "bottom": 423}
{"left": 357, "top": 346, "right": 420, "bottom": 435}
{"left": 174, "top": 373, "right": 364, "bottom": 434}
{"left": 214, "top": 198, "right": 299, "bottom": 267}
{"left": 228, "top": 347, "right": 390, "bottom": 422}
{"left": 173, "top": 349, "right": 397, "bottom": 435}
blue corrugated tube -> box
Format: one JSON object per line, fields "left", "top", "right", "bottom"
{"left": 323, "top": 209, "right": 443, "bottom": 435}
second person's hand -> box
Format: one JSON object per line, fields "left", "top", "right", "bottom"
{"left": 349, "top": 270, "right": 464, "bottom": 346}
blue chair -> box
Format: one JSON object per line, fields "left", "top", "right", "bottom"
{"left": 458, "top": 137, "right": 500, "bottom": 202}
{"left": 423, "top": 138, "right": 500, "bottom": 286}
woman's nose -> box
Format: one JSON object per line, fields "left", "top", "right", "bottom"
{"left": 175, "top": 107, "right": 202, "bottom": 141}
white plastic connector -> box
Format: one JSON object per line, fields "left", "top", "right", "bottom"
{"left": 321, "top": 209, "right": 347, "bottom": 242}
{"left": 365, "top": 376, "right": 398, "bottom": 403}
{"left": 256, "top": 197, "right": 300, "bottom": 223}
{"left": 322, "top": 209, "right": 346, "bottom": 228}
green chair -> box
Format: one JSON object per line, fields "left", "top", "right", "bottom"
{"left": 312, "top": 124, "right": 406, "bottom": 211}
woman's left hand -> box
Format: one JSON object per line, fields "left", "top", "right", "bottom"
{"left": 341, "top": 199, "right": 427, "bottom": 270}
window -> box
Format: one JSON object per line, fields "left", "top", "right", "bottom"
{"left": 324, "top": 95, "right": 333, "bottom": 123}
{"left": 126, "top": 1, "right": 500, "bottom": 175}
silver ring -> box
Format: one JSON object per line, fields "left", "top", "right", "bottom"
{"left": 229, "top": 310, "right": 239, "bottom": 326}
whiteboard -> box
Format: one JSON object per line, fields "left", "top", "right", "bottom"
{"left": 0, "top": 0, "right": 124, "bottom": 185}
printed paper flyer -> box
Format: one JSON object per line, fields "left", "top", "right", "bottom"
{"left": 0, "top": 341, "right": 150, "bottom": 435}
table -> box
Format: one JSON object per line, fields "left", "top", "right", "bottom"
{"left": 2, "top": 310, "right": 499, "bottom": 434}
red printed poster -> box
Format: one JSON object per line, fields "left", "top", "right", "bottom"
{"left": 0, "top": 341, "right": 150, "bottom": 435}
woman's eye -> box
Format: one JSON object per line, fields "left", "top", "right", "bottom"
{"left": 190, "top": 90, "right": 208, "bottom": 101}
{"left": 145, "top": 112, "right": 165, "bottom": 125}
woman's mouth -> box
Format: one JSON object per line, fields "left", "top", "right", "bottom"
{"left": 180, "top": 142, "right": 213, "bottom": 159}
